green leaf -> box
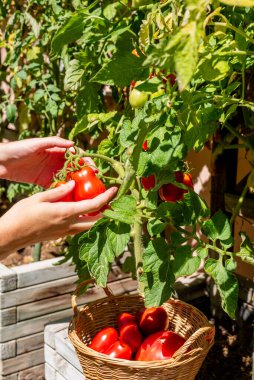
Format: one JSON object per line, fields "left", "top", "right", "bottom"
{"left": 24, "top": 12, "right": 40, "bottom": 38}
{"left": 201, "top": 210, "right": 232, "bottom": 242}
{"left": 64, "top": 59, "right": 85, "bottom": 91}
{"left": 76, "top": 82, "right": 101, "bottom": 117}
{"left": 141, "top": 238, "right": 174, "bottom": 307}
{"left": 172, "top": 245, "right": 201, "bottom": 279}
{"left": 103, "top": 194, "right": 137, "bottom": 225}
{"left": 46, "top": 99, "right": 58, "bottom": 118}
{"left": 119, "top": 119, "right": 136, "bottom": 148}
{"left": 147, "top": 219, "right": 166, "bottom": 236}
{"left": 122, "top": 255, "right": 136, "bottom": 279}
{"left": 199, "top": 58, "right": 231, "bottom": 82}
{"left": 204, "top": 258, "right": 239, "bottom": 318}
{"left": 165, "top": 21, "right": 200, "bottom": 91}
{"left": 91, "top": 33, "right": 149, "bottom": 86}
{"left": 6, "top": 104, "right": 17, "bottom": 123}
{"left": 70, "top": 111, "right": 116, "bottom": 139}
{"left": 196, "top": 246, "right": 209, "bottom": 259}
{"left": 236, "top": 232, "right": 254, "bottom": 265}
{"left": 51, "top": 13, "right": 84, "bottom": 58}
{"left": 106, "top": 222, "right": 131, "bottom": 257}
{"left": 219, "top": 0, "right": 254, "bottom": 6}
{"left": 79, "top": 221, "right": 114, "bottom": 287}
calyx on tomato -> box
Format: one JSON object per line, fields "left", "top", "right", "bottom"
{"left": 159, "top": 171, "right": 193, "bottom": 202}
{"left": 89, "top": 327, "right": 118, "bottom": 353}
{"left": 135, "top": 331, "right": 186, "bottom": 361}
{"left": 137, "top": 306, "right": 169, "bottom": 336}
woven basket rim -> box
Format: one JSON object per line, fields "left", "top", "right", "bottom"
{"left": 68, "top": 294, "right": 215, "bottom": 369}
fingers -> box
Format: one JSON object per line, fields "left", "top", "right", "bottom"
{"left": 38, "top": 180, "right": 76, "bottom": 202}
{"left": 70, "top": 187, "right": 118, "bottom": 216}
{"left": 34, "top": 137, "right": 74, "bottom": 151}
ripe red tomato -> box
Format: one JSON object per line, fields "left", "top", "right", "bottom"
{"left": 137, "top": 307, "right": 169, "bottom": 336}
{"left": 89, "top": 327, "right": 118, "bottom": 354}
{"left": 158, "top": 171, "right": 193, "bottom": 202}
{"left": 135, "top": 331, "right": 186, "bottom": 361}
{"left": 104, "top": 341, "right": 132, "bottom": 360}
{"left": 71, "top": 166, "right": 106, "bottom": 215}
{"left": 120, "top": 324, "right": 143, "bottom": 354}
{"left": 117, "top": 313, "right": 136, "bottom": 331}
{"left": 141, "top": 175, "right": 155, "bottom": 191}
{"left": 142, "top": 140, "right": 148, "bottom": 151}
{"left": 53, "top": 181, "right": 73, "bottom": 202}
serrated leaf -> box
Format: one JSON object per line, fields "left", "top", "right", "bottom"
{"left": 76, "top": 82, "right": 101, "bottom": 117}
{"left": 64, "top": 59, "right": 84, "bottom": 91}
{"left": 46, "top": 99, "right": 58, "bottom": 118}
{"left": 119, "top": 119, "right": 136, "bottom": 148}
{"left": 110, "top": 195, "right": 137, "bottom": 213}
{"left": 147, "top": 219, "right": 165, "bottom": 236}
{"left": 236, "top": 232, "right": 254, "bottom": 265}
{"left": 51, "top": 13, "right": 84, "bottom": 58}
{"left": 79, "top": 222, "right": 114, "bottom": 287}
{"left": 201, "top": 210, "right": 232, "bottom": 242}
{"left": 24, "top": 12, "right": 40, "bottom": 38}
{"left": 141, "top": 238, "right": 174, "bottom": 307}
{"left": 91, "top": 34, "right": 149, "bottom": 86}
{"left": 106, "top": 222, "right": 131, "bottom": 257}
{"left": 6, "top": 104, "right": 17, "bottom": 123}
{"left": 172, "top": 245, "right": 201, "bottom": 279}
{"left": 103, "top": 209, "right": 135, "bottom": 224}
{"left": 204, "top": 258, "right": 238, "bottom": 318}
{"left": 196, "top": 246, "right": 209, "bottom": 259}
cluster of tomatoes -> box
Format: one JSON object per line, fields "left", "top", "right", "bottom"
{"left": 141, "top": 140, "right": 194, "bottom": 202}
{"left": 88, "top": 306, "right": 186, "bottom": 361}
{"left": 52, "top": 157, "right": 107, "bottom": 215}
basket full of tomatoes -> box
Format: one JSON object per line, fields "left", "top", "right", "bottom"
{"left": 68, "top": 280, "right": 215, "bottom": 380}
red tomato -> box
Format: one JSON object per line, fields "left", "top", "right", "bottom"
{"left": 117, "top": 313, "right": 136, "bottom": 331}
{"left": 135, "top": 331, "right": 186, "bottom": 361}
{"left": 142, "top": 140, "right": 148, "bottom": 151}
{"left": 162, "top": 74, "right": 176, "bottom": 86}
{"left": 104, "top": 341, "right": 132, "bottom": 360}
{"left": 120, "top": 324, "right": 143, "bottom": 354}
{"left": 53, "top": 181, "right": 73, "bottom": 202}
{"left": 141, "top": 174, "right": 155, "bottom": 191}
{"left": 89, "top": 327, "right": 118, "bottom": 354}
{"left": 158, "top": 171, "right": 193, "bottom": 202}
{"left": 138, "top": 307, "right": 169, "bottom": 336}
{"left": 71, "top": 166, "right": 106, "bottom": 215}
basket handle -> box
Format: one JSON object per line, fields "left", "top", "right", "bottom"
{"left": 172, "top": 325, "right": 215, "bottom": 361}
{"left": 71, "top": 278, "right": 114, "bottom": 317}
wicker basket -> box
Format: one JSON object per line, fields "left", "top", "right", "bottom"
{"left": 69, "top": 280, "right": 215, "bottom": 380}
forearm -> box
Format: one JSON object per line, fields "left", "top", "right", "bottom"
{"left": 0, "top": 143, "right": 11, "bottom": 178}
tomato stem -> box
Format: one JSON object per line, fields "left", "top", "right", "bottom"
{"left": 82, "top": 152, "right": 125, "bottom": 179}
{"left": 133, "top": 219, "right": 144, "bottom": 290}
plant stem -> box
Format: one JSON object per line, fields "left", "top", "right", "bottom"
{"left": 206, "top": 243, "right": 226, "bottom": 257}
{"left": 133, "top": 219, "right": 144, "bottom": 292}
{"left": 230, "top": 182, "right": 249, "bottom": 225}
{"left": 32, "top": 243, "right": 42, "bottom": 262}
{"left": 83, "top": 152, "right": 125, "bottom": 178}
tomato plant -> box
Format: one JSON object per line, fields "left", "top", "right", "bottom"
{"left": 3, "top": 0, "right": 254, "bottom": 321}
{"left": 89, "top": 327, "right": 118, "bottom": 354}
{"left": 135, "top": 331, "right": 186, "bottom": 361}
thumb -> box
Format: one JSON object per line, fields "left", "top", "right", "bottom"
{"left": 38, "top": 180, "right": 75, "bottom": 202}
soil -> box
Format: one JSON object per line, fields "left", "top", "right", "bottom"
{"left": 196, "top": 316, "right": 253, "bottom": 380}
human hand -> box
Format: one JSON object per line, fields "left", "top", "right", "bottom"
{"left": 0, "top": 182, "right": 118, "bottom": 257}
{"left": 0, "top": 137, "right": 96, "bottom": 188}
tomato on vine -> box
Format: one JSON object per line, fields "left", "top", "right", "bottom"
{"left": 52, "top": 181, "right": 74, "bottom": 202}
{"left": 141, "top": 175, "right": 155, "bottom": 191}
{"left": 129, "top": 89, "right": 148, "bottom": 109}
{"left": 159, "top": 172, "right": 193, "bottom": 202}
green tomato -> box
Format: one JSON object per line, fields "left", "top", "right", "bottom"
{"left": 132, "top": 0, "right": 152, "bottom": 8}
{"left": 129, "top": 89, "right": 148, "bottom": 109}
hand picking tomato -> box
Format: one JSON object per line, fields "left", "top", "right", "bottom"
{"left": 135, "top": 330, "right": 186, "bottom": 361}
{"left": 158, "top": 171, "right": 193, "bottom": 202}
{"left": 141, "top": 174, "right": 155, "bottom": 191}
{"left": 104, "top": 341, "right": 132, "bottom": 360}
{"left": 53, "top": 181, "right": 73, "bottom": 202}
{"left": 137, "top": 306, "right": 169, "bottom": 336}
{"left": 89, "top": 327, "right": 118, "bottom": 354}
{"left": 71, "top": 166, "right": 106, "bottom": 215}
{"left": 117, "top": 312, "right": 136, "bottom": 331}
{"left": 120, "top": 323, "right": 143, "bottom": 354}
